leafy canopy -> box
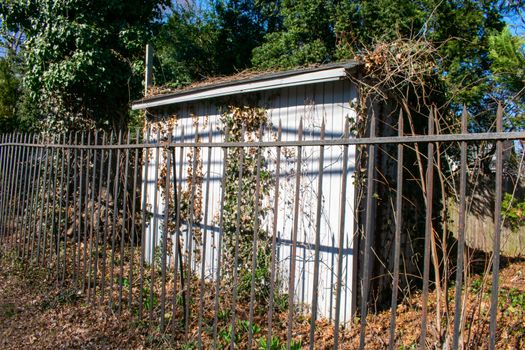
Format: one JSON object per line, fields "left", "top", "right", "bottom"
{"left": 1, "top": 0, "right": 169, "bottom": 132}
{"left": 157, "top": 1, "right": 513, "bottom": 124}
{"left": 0, "top": 57, "right": 20, "bottom": 131}
{"left": 154, "top": 0, "right": 274, "bottom": 88}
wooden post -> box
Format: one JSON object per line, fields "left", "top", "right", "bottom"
{"left": 145, "top": 44, "right": 153, "bottom": 96}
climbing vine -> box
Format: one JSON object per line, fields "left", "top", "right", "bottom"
{"left": 219, "top": 105, "right": 272, "bottom": 301}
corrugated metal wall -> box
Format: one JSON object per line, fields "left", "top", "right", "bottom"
{"left": 144, "top": 78, "right": 358, "bottom": 324}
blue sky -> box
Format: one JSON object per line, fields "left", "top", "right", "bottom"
{"left": 505, "top": 12, "right": 525, "bottom": 36}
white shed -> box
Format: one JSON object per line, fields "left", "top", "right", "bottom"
{"left": 132, "top": 62, "right": 361, "bottom": 324}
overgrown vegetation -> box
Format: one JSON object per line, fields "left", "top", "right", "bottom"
{"left": 1, "top": 1, "right": 524, "bottom": 349}
{"left": 0, "top": 0, "right": 170, "bottom": 132}
{"left": 1, "top": 240, "right": 524, "bottom": 349}
{"left": 1, "top": 1, "right": 523, "bottom": 134}
{"left": 502, "top": 192, "right": 525, "bottom": 231}
{"left": 219, "top": 105, "right": 272, "bottom": 302}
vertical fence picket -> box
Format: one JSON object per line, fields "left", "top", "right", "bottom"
{"left": 359, "top": 112, "right": 377, "bottom": 350}
{"left": 128, "top": 128, "right": 141, "bottom": 310}
{"left": 419, "top": 109, "right": 435, "bottom": 349}
{"left": 25, "top": 135, "right": 39, "bottom": 259}
{"left": 1, "top": 134, "right": 10, "bottom": 245}
{"left": 229, "top": 124, "right": 247, "bottom": 350}
{"left": 212, "top": 124, "right": 227, "bottom": 349}
{"left": 109, "top": 130, "right": 123, "bottom": 309}
{"left": 173, "top": 126, "right": 186, "bottom": 339}
{"left": 4, "top": 133, "right": 15, "bottom": 246}
{"left": 184, "top": 125, "right": 199, "bottom": 339}
{"left": 72, "top": 132, "right": 81, "bottom": 284}
{"left": 287, "top": 118, "right": 303, "bottom": 350}
{"left": 61, "top": 132, "right": 73, "bottom": 285}
{"left": 309, "top": 119, "right": 326, "bottom": 349}
{"left": 49, "top": 135, "right": 61, "bottom": 275}
{"left": 0, "top": 133, "right": 8, "bottom": 248}
{"left": 8, "top": 133, "right": 22, "bottom": 251}
{"left": 3, "top": 134, "right": 15, "bottom": 248}
{"left": 10, "top": 133, "right": 22, "bottom": 249}
{"left": 118, "top": 131, "right": 131, "bottom": 313}
{"left": 87, "top": 131, "right": 99, "bottom": 297}
{"left": 101, "top": 131, "right": 115, "bottom": 304}
{"left": 334, "top": 119, "right": 351, "bottom": 349}
{"left": 266, "top": 120, "right": 282, "bottom": 350}
{"left": 11, "top": 133, "right": 22, "bottom": 257}
{"left": 18, "top": 134, "right": 33, "bottom": 258}
{"left": 75, "top": 133, "right": 85, "bottom": 285}
{"left": 0, "top": 134, "right": 8, "bottom": 248}
{"left": 81, "top": 133, "right": 92, "bottom": 291}
{"left": 160, "top": 140, "right": 171, "bottom": 332}
{"left": 91, "top": 131, "right": 107, "bottom": 301}
{"left": 452, "top": 106, "right": 469, "bottom": 349}
{"left": 30, "top": 136, "right": 44, "bottom": 264}
{"left": 56, "top": 134, "right": 67, "bottom": 284}
{"left": 21, "top": 134, "right": 32, "bottom": 255}
{"left": 247, "top": 123, "right": 264, "bottom": 350}
{"left": 388, "top": 110, "right": 405, "bottom": 350}
{"left": 10, "top": 133, "right": 21, "bottom": 253}
{"left": 489, "top": 104, "right": 504, "bottom": 350}
{"left": 138, "top": 127, "right": 150, "bottom": 319}
{"left": 149, "top": 129, "right": 160, "bottom": 322}
{"left": 13, "top": 133, "right": 27, "bottom": 255}
{"left": 197, "top": 126, "right": 213, "bottom": 348}
{"left": 42, "top": 135, "right": 55, "bottom": 268}
{"left": 5, "top": 134, "right": 17, "bottom": 247}
{"left": 22, "top": 134, "right": 33, "bottom": 255}
{"left": 20, "top": 135, "right": 33, "bottom": 258}
{"left": 5, "top": 133, "right": 15, "bottom": 247}
{"left": 0, "top": 134, "right": 4, "bottom": 246}
{"left": 2, "top": 133, "right": 11, "bottom": 248}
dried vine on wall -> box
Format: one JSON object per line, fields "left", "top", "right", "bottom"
{"left": 152, "top": 114, "right": 207, "bottom": 265}
{"left": 219, "top": 105, "right": 272, "bottom": 301}
{"left": 350, "top": 37, "right": 470, "bottom": 345}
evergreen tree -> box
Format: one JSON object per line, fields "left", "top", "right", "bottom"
{"left": 489, "top": 27, "right": 525, "bottom": 128}
{"left": 489, "top": 27, "right": 525, "bottom": 99}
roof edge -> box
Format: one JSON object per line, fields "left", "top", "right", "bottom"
{"left": 132, "top": 61, "right": 360, "bottom": 110}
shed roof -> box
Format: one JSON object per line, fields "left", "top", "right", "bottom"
{"left": 131, "top": 61, "right": 360, "bottom": 110}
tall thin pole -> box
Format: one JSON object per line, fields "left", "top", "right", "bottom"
{"left": 145, "top": 44, "right": 154, "bottom": 97}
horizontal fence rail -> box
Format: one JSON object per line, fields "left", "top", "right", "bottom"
{"left": 0, "top": 107, "right": 524, "bottom": 350}
{"left": 2, "top": 131, "right": 524, "bottom": 149}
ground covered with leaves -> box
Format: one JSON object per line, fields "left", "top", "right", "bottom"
{"left": 0, "top": 256, "right": 151, "bottom": 349}
{"left": 1, "top": 245, "right": 524, "bottom": 349}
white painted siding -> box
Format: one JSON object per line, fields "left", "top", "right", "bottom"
{"left": 143, "top": 78, "right": 358, "bottom": 324}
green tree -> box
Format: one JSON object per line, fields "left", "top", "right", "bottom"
{"left": 1, "top": 0, "right": 169, "bottom": 132}
{"left": 252, "top": 0, "right": 509, "bottom": 126}
{"left": 0, "top": 57, "right": 20, "bottom": 131}
{"left": 489, "top": 27, "right": 525, "bottom": 129}
{"left": 213, "top": 0, "right": 270, "bottom": 74}
{"left": 154, "top": 4, "right": 218, "bottom": 87}
{"left": 155, "top": 0, "right": 277, "bottom": 86}
{"left": 489, "top": 27, "right": 525, "bottom": 97}
{"left": 252, "top": 0, "right": 335, "bottom": 69}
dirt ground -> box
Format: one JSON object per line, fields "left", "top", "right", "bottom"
{"left": 0, "top": 256, "right": 152, "bottom": 350}
{"left": 1, "top": 250, "right": 524, "bottom": 349}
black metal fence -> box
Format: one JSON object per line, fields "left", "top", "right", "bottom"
{"left": 0, "top": 106, "right": 523, "bottom": 349}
